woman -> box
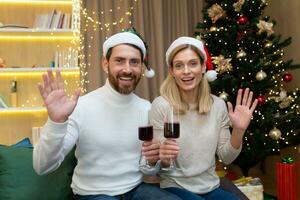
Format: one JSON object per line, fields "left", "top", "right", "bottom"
{"left": 149, "top": 37, "right": 257, "bottom": 200}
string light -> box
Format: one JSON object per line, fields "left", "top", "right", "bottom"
{"left": 81, "top": 0, "right": 137, "bottom": 32}
{"left": 78, "top": 0, "right": 139, "bottom": 93}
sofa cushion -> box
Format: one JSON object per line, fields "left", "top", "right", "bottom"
{"left": 0, "top": 144, "right": 76, "bottom": 200}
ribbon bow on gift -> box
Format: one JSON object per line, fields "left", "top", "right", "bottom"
{"left": 282, "top": 157, "right": 294, "bottom": 164}
{"left": 233, "top": 177, "right": 262, "bottom": 186}
{"left": 233, "top": 176, "right": 252, "bottom": 185}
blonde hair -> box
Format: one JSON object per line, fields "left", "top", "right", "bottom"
{"left": 160, "top": 45, "right": 213, "bottom": 114}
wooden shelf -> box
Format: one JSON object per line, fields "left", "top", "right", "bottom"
{"left": 0, "top": 67, "right": 80, "bottom": 77}
{"left": 0, "top": 107, "right": 47, "bottom": 114}
{"left": 0, "top": 0, "right": 73, "bottom": 5}
{"left": 0, "top": 0, "right": 80, "bottom": 145}
{"left": 0, "top": 67, "right": 79, "bottom": 72}
{"left": 0, "top": 28, "right": 79, "bottom": 40}
{"left": 0, "top": 28, "right": 73, "bottom": 32}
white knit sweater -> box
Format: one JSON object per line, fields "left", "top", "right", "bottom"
{"left": 33, "top": 80, "right": 151, "bottom": 196}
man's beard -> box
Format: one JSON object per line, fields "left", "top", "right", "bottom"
{"left": 107, "top": 68, "right": 141, "bottom": 94}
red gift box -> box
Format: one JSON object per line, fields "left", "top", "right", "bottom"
{"left": 276, "top": 161, "right": 298, "bottom": 200}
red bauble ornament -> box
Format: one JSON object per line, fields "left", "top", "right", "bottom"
{"left": 257, "top": 95, "right": 266, "bottom": 105}
{"left": 282, "top": 72, "right": 293, "bottom": 82}
{"left": 238, "top": 16, "right": 248, "bottom": 25}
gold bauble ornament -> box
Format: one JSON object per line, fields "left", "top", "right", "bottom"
{"left": 237, "top": 49, "right": 247, "bottom": 58}
{"left": 264, "top": 41, "right": 272, "bottom": 48}
{"left": 269, "top": 127, "right": 282, "bottom": 140}
{"left": 219, "top": 91, "right": 229, "bottom": 101}
{"left": 210, "top": 26, "right": 218, "bottom": 32}
{"left": 256, "top": 70, "right": 267, "bottom": 81}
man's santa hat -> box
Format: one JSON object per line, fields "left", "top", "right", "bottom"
{"left": 103, "top": 30, "right": 155, "bottom": 78}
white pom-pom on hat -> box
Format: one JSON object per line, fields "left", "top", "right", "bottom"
{"left": 205, "top": 70, "right": 217, "bottom": 82}
{"left": 203, "top": 45, "right": 217, "bottom": 82}
{"left": 145, "top": 68, "right": 155, "bottom": 78}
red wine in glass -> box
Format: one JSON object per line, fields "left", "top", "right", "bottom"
{"left": 164, "top": 122, "right": 180, "bottom": 138}
{"left": 139, "top": 126, "right": 153, "bottom": 141}
{"left": 162, "top": 122, "right": 180, "bottom": 171}
{"left": 138, "top": 125, "right": 153, "bottom": 170}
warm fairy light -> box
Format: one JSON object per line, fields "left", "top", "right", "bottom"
{"left": 72, "top": 0, "right": 81, "bottom": 31}
{"left": 81, "top": 0, "right": 138, "bottom": 32}
{"left": 78, "top": 0, "right": 138, "bottom": 93}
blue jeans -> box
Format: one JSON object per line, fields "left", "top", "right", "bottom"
{"left": 164, "top": 187, "right": 239, "bottom": 200}
{"left": 74, "top": 183, "right": 182, "bottom": 200}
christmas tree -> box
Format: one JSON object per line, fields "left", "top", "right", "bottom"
{"left": 195, "top": 0, "right": 300, "bottom": 175}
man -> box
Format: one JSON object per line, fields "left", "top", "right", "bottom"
{"left": 33, "top": 31, "right": 181, "bottom": 200}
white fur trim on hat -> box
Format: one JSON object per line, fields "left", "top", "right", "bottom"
{"left": 103, "top": 32, "right": 146, "bottom": 59}
{"left": 165, "top": 36, "right": 207, "bottom": 66}
{"left": 145, "top": 68, "right": 155, "bottom": 78}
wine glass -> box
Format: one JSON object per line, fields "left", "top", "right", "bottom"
{"left": 138, "top": 118, "right": 154, "bottom": 170}
{"left": 162, "top": 106, "right": 180, "bottom": 171}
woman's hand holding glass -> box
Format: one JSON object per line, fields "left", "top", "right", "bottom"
{"left": 159, "top": 139, "right": 180, "bottom": 169}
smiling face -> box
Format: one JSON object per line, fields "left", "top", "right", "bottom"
{"left": 170, "top": 47, "right": 206, "bottom": 97}
{"left": 102, "top": 44, "right": 143, "bottom": 94}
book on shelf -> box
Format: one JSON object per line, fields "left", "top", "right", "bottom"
{"left": 46, "top": 9, "right": 56, "bottom": 29}
{"left": 33, "top": 10, "right": 72, "bottom": 29}
{"left": 0, "top": 95, "right": 8, "bottom": 108}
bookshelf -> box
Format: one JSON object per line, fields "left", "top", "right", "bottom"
{"left": 0, "top": 0, "right": 81, "bottom": 145}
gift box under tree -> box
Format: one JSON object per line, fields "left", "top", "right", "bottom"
{"left": 276, "top": 157, "right": 298, "bottom": 200}
{"left": 234, "top": 177, "right": 264, "bottom": 200}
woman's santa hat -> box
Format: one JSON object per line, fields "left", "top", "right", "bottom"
{"left": 165, "top": 36, "right": 217, "bottom": 82}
